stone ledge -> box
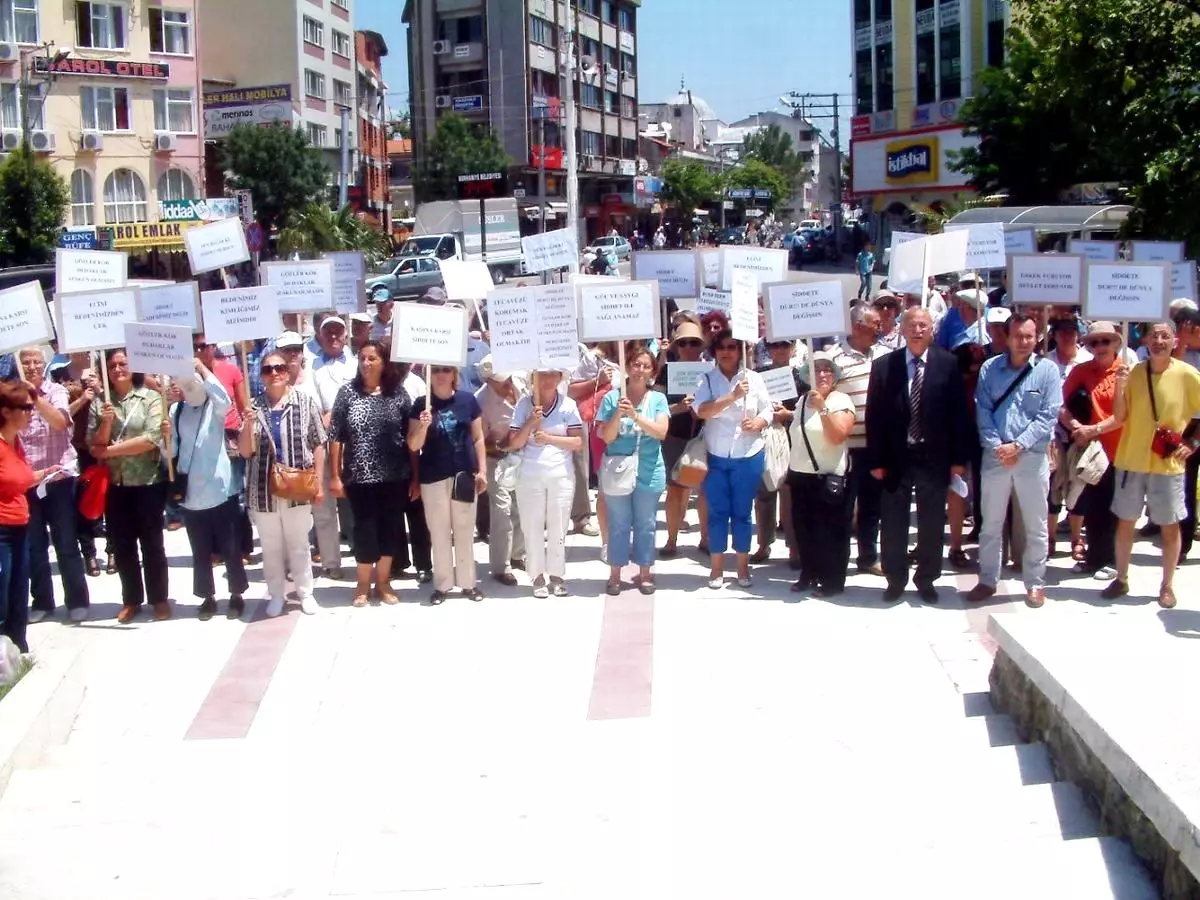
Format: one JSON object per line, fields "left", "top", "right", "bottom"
{"left": 988, "top": 614, "right": 1200, "bottom": 900}
{"left": 0, "top": 644, "right": 86, "bottom": 798}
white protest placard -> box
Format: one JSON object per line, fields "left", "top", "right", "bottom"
{"left": 759, "top": 366, "right": 799, "bottom": 403}
{"left": 390, "top": 302, "right": 469, "bottom": 367}
{"left": 674, "top": 297, "right": 697, "bottom": 313}
{"left": 889, "top": 230, "right": 969, "bottom": 296}
{"left": 1084, "top": 261, "right": 1171, "bottom": 322}
{"left": 127, "top": 279, "right": 175, "bottom": 287}
{"left": 632, "top": 250, "right": 697, "bottom": 299}
{"left": 577, "top": 280, "right": 660, "bottom": 342}
{"left": 521, "top": 229, "right": 578, "bottom": 272}
{"left": 719, "top": 246, "right": 788, "bottom": 292}
{"left": 701, "top": 250, "right": 719, "bottom": 288}
{"left": 55, "top": 287, "right": 140, "bottom": 352}
{"left": 135, "top": 282, "right": 201, "bottom": 331}
{"left": 884, "top": 231, "right": 923, "bottom": 292}
{"left": 569, "top": 272, "right": 629, "bottom": 285}
{"left": 1068, "top": 239, "right": 1120, "bottom": 262}
{"left": 1131, "top": 241, "right": 1186, "bottom": 264}
{"left": 323, "top": 251, "right": 366, "bottom": 314}
{"left": 439, "top": 259, "right": 495, "bottom": 301}
{"left": 666, "top": 361, "right": 713, "bottom": 395}
{"left": 1172, "top": 262, "right": 1197, "bottom": 301}
{"left": 199, "top": 286, "right": 281, "bottom": 344}
{"left": 261, "top": 259, "right": 334, "bottom": 313}
{"left": 1004, "top": 228, "right": 1037, "bottom": 256}
{"left": 730, "top": 270, "right": 758, "bottom": 343}
{"left": 487, "top": 283, "right": 578, "bottom": 374}
{"left": 184, "top": 216, "right": 250, "bottom": 274}
{"left": 55, "top": 248, "right": 127, "bottom": 294}
{"left": 697, "top": 288, "right": 731, "bottom": 316}
{"left": 944, "top": 223, "right": 1006, "bottom": 270}
{"left": 123, "top": 322, "right": 194, "bottom": 379}
{"left": 762, "top": 280, "right": 851, "bottom": 341}
{"left": 0, "top": 281, "right": 54, "bottom": 355}
{"left": 1006, "top": 254, "right": 1085, "bottom": 306}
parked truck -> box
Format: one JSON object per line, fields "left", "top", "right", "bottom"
{"left": 399, "top": 198, "right": 524, "bottom": 284}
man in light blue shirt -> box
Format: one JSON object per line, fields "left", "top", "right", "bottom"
{"left": 169, "top": 359, "right": 250, "bottom": 620}
{"left": 967, "top": 311, "right": 1062, "bottom": 608}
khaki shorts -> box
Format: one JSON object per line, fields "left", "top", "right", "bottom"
{"left": 1111, "top": 468, "right": 1187, "bottom": 526}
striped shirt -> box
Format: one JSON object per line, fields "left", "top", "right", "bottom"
{"left": 245, "top": 387, "right": 327, "bottom": 513}
{"left": 832, "top": 339, "right": 893, "bottom": 449}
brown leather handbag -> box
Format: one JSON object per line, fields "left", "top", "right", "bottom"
{"left": 263, "top": 406, "right": 319, "bottom": 502}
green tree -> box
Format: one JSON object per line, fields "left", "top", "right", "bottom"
{"left": 659, "top": 159, "right": 720, "bottom": 217}
{"left": 741, "top": 123, "right": 809, "bottom": 186}
{"left": 277, "top": 203, "right": 393, "bottom": 267}
{"left": 413, "top": 113, "right": 511, "bottom": 202}
{"left": 0, "top": 146, "right": 70, "bottom": 267}
{"left": 219, "top": 123, "right": 330, "bottom": 235}
{"left": 952, "top": 0, "right": 1200, "bottom": 250}
{"left": 722, "top": 159, "right": 790, "bottom": 216}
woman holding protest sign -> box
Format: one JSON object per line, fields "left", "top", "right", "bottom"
{"left": 88, "top": 349, "right": 170, "bottom": 623}
{"left": 654, "top": 321, "right": 707, "bottom": 557}
{"left": 509, "top": 365, "right": 582, "bottom": 597}
{"left": 694, "top": 330, "right": 772, "bottom": 589}
{"left": 598, "top": 344, "right": 670, "bottom": 594}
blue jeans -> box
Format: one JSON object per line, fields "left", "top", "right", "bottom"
{"left": 704, "top": 451, "right": 765, "bottom": 554}
{"left": 604, "top": 486, "right": 661, "bottom": 567}
{"left": 0, "top": 525, "right": 30, "bottom": 653}
{"left": 28, "top": 478, "right": 90, "bottom": 612}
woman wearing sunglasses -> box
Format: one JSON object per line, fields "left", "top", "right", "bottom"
{"left": 694, "top": 329, "right": 773, "bottom": 589}
{"left": 239, "top": 351, "right": 328, "bottom": 617}
{"left": 409, "top": 364, "right": 487, "bottom": 604}
{"left": 654, "top": 321, "right": 708, "bottom": 556}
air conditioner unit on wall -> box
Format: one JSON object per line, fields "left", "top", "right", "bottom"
{"left": 30, "top": 130, "right": 54, "bottom": 152}
{"left": 0, "top": 44, "right": 17, "bottom": 62}
{"left": 1, "top": 130, "right": 19, "bottom": 151}
{"left": 155, "top": 133, "right": 177, "bottom": 152}
{"left": 434, "top": 94, "right": 451, "bottom": 108}
{"left": 80, "top": 131, "right": 103, "bottom": 151}
{"left": 432, "top": 40, "right": 449, "bottom": 55}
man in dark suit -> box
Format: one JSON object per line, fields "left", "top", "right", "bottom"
{"left": 865, "top": 307, "right": 970, "bottom": 603}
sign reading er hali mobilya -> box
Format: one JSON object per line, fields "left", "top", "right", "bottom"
{"left": 34, "top": 53, "right": 169, "bottom": 79}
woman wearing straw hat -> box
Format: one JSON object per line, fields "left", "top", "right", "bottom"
{"left": 509, "top": 364, "right": 583, "bottom": 597}
{"left": 788, "top": 351, "right": 856, "bottom": 597}
{"left": 654, "top": 320, "right": 707, "bottom": 556}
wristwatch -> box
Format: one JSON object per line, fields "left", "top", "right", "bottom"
{"left": 819, "top": 408, "right": 830, "bottom": 418}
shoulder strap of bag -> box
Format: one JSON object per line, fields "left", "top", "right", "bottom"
{"left": 1146, "top": 363, "right": 1160, "bottom": 424}
{"left": 176, "top": 397, "right": 209, "bottom": 473}
{"left": 990, "top": 361, "right": 1036, "bottom": 412}
{"left": 798, "top": 395, "right": 822, "bottom": 474}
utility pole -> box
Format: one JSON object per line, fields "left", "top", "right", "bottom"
{"left": 338, "top": 104, "right": 351, "bottom": 208}
{"left": 782, "top": 91, "right": 845, "bottom": 260}
{"left": 19, "top": 43, "right": 53, "bottom": 180}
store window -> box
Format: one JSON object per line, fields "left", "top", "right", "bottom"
{"left": 75, "top": 2, "right": 126, "bottom": 50}
{"left": 938, "top": 0, "right": 962, "bottom": 100}
{"left": 149, "top": 8, "right": 189, "bottom": 54}
{"left": 874, "top": 43, "right": 893, "bottom": 112}
{"left": 103, "top": 168, "right": 147, "bottom": 223}
{"left": 156, "top": 168, "right": 193, "bottom": 202}
{"left": 915, "top": 0, "right": 936, "bottom": 107}
{"left": 855, "top": 48, "right": 872, "bottom": 115}
{"left": 152, "top": 88, "right": 193, "bottom": 133}
{"left": 0, "top": 0, "right": 38, "bottom": 44}
{"left": 82, "top": 85, "right": 131, "bottom": 131}
{"left": 70, "top": 169, "right": 94, "bottom": 227}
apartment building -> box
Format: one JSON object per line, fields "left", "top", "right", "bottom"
{"left": 0, "top": 0, "right": 205, "bottom": 259}
{"left": 403, "top": 0, "right": 643, "bottom": 239}
{"left": 850, "top": 0, "right": 1010, "bottom": 227}
{"left": 199, "top": 0, "right": 358, "bottom": 174}
{"left": 351, "top": 29, "right": 388, "bottom": 228}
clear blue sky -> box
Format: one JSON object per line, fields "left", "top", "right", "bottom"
{"left": 356, "top": 0, "right": 854, "bottom": 143}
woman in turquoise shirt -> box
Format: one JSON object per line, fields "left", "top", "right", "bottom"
{"left": 597, "top": 343, "right": 670, "bottom": 595}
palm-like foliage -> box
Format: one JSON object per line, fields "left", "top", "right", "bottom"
{"left": 277, "top": 203, "right": 393, "bottom": 267}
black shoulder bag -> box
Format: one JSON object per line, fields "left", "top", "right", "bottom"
{"left": 799, "top": 395, "right": 846, "bottom": 502}
{"left": 167, "top": 398, "right": 209, "bottom": 504}
{"left": 986, "top": 362, "right": 1036, "bottom": 412}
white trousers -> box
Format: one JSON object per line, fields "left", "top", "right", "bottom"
{"left": 420, "top": 477, "right": 478, "bottom": 592}
{"left": 250, "top": 504, "right": 315, "bottom": 604}
{"left": 310, "top": 454, "right": 342, "bottom": 569}
{"left": 515, "top": 467, "right": 575, "bottom": 580}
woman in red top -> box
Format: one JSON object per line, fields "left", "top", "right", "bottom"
{"left": 0, "top": 381, "right": 64, "bottom": 654}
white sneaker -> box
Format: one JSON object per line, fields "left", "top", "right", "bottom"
{"left": 1093, "top": 566, "right": 1118, "bottom": 581}
{"left": 265, "top": 596, "right": 285, "bottom": 618}
{"left": 299, "top": 595, "right": 319, "bottom": 615}
{"left": 27, "top": 608, "right": 49, "bottom": 624}
{"left": 68, "top": 607, "right": 89, "bottom": 623}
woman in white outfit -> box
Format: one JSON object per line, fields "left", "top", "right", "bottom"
{"left": 509, "top": 366, "right": 583, "bottom": 597}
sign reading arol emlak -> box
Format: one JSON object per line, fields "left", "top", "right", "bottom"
{"left": 123, "top": 322, "right": 194, "bottom": 380}
{"left": 199, "top": 286, "right": 282, "bottom": 344}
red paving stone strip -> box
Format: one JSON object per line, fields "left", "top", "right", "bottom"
{"left": 185, "top": 612, "right": 300, "bottom": 740}
{"left": 587, "top": 591, "right": 654, "bottom": 721}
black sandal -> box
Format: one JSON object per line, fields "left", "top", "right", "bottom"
{"left": 105, "top": 554, "right": 117, "bottom": 575}
{"left": 85, "top": 556, "right": 100, "bottom": 578}
{"left": 428, "top": 590, "right": 447, "bottom": 605}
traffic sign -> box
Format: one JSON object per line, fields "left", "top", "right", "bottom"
{"left": 246, "top": 222, "right": 264, "bottom": 253}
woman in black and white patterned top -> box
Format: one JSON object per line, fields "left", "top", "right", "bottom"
{"left": 239, "top": 351, "right": 327, "bottom": 618}
{"left": 329, "top": 341, "right": 413, "bottom": 608}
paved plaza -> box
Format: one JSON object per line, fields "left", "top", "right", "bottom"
{"left": 0, "top": 504, "right": 1184, "bottom": 898}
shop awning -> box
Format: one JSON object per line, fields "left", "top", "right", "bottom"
{"left": 944, "top": 205, "right": 1131, "bottom": 232}
{"left": 106, "top": 221, "right": 200, "bottom": 252}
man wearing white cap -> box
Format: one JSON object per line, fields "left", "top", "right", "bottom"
{"left": 936, "top": 287, "right": 987, "bottom": 351}
{"left": 474, "top": 356, "right": 526, "bottom": 584}
{"left": 349, "top": 312, "right": 372, "bottom": 355}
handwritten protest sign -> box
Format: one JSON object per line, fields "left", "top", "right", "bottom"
{"left": 1084, "top": 261, "right": 1171, "bottom": 322}
{"left": 632, "top": 250, "right": 698, "bottom": 299}
{"left": 759, "top": 366, "right": 800, "bottom": 402}
{"left": 184, "top": 217, "right": 250, "bottom": 274}
{"left": 199, "top": 286, "right": 281, "bottom": 344}
{"left": 390, "top": 302, "right": 469, "bottom": 366}
{"left": 891, "top": 231, "right": 969, "bottom": 298}
{"left": 701, "top": 250, "right": 719, "bottom": 288}
{"left": 123, "top": 322, "right": 194, "bottom": 379}
{"left": 55, "top": 287, "right": 140, "bottom": 352}
{"left": 763, "top": 280, "right": 850, "bottom": 341}
{"left": 730, "top": 270, "right": 759, "bottom": 343}
{"left": 55, "top": 248, "right": 127, "bottom": 294}
{"left": 719, "top": 246, "right": 788, "bottom": 292}
{"left": 666, "top": 361, "right": 713, "bottom": 395}
{"left": 521, "top": 229, "right": 578, "bottom": 272}
{"left": 885, "top": 231, "right": 923, "bottom": 293}
{"left": 1131, "top": 241, "right": 1185, "bottom": 264}
{"left": 1068, "top": 239, "right": 1119, "bottom": 263}
{"left": 577, "top": 280, "right": 660, "bottom": 342}
{"left": 323, "top": 251, "right": 366, "bottom": 314}
{"left": 440, "top": 259, "right": 495, "bottom": 302}
{"left": 0, "top": 281, "right": 55, "bottom": 355}
{"left": 262, "top": 260, "right": 334, "bottom": 313}
{"left": 696, "top": 288, "right": 731, "bottom": 317}
{"left": 1006, "top": 254, "right": 1084, "bottom": 306}
{"left": 944, "top": 223, "right": 1006, "bottom": 270}
{"left": 136, "top": 282, "right": 201, "bottom": 331}
{"left": 487, "top": 283, "right": 578, "bottom": 374}
{"left": 1172, "top": 261, "right": 1197, "bottom": 301}
{"left": 1004, "top": 228, "right": 1037, "bottom": 256}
